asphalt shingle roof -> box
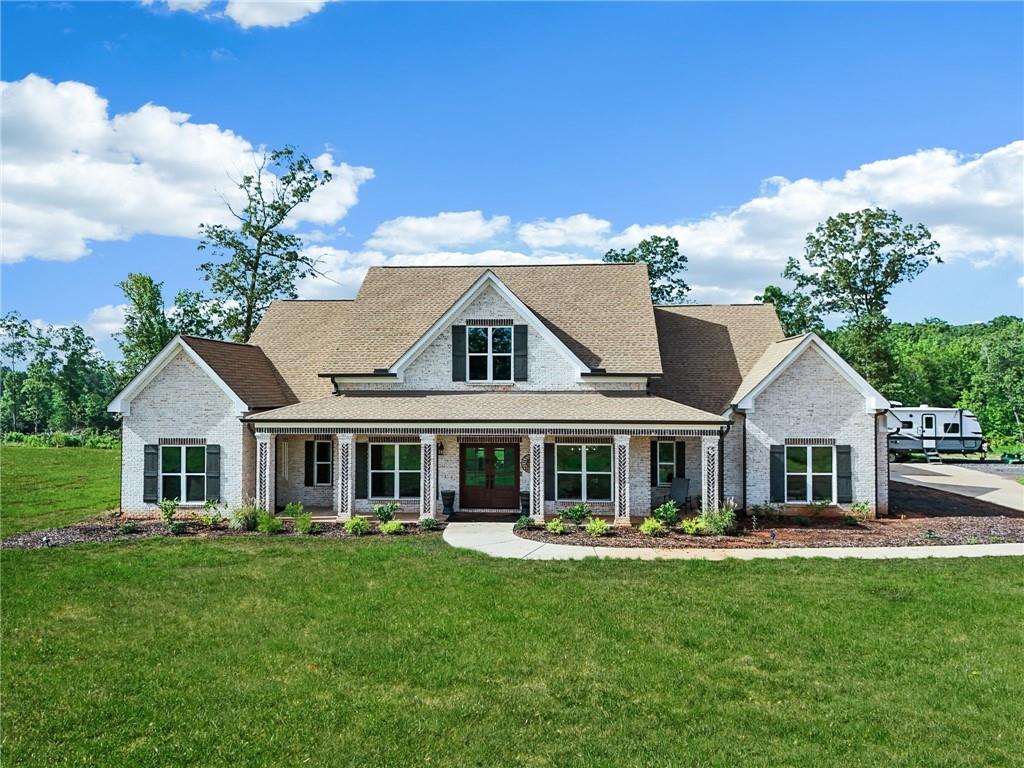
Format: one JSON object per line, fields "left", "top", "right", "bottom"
{"left": 179, "top": 335, "right": 295, "bottom": 409}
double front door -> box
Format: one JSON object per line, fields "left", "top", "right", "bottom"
{"left": 460, "top": 443, "right": 520, "bottom": 509}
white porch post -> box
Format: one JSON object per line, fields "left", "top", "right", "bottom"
{"left": 528, "top": 433, "right": 545, "bottom": 523}
{"left": 335, "top": 433, "right": 354, "bottom": 520}
{"left": 613, "top": 434, "right": 631, "bottom": 525}
{"left": 255, "top": 433, "right": 276, "bottom": 512}
{"left": 701, "top": 434, "right": 720, "bottom": 513}
{"left": 419, "top": 434, "right": 437, "bottom": 520}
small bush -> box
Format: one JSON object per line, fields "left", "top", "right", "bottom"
{"left": 639, "top": 517, "right": 665, "bottom": 537}
{"left": 345, "top": 515, "right": 371, "bottom": 536}
{"left": 584, "top": 516, "right": 611, "bottom": 537}
{"left": 22, "top": 434, "right": 47, "bottom": 447}
{"left": 196, "top": 498, "right": 225, "bottom": 527}
{"left": 256, "top": 510, "right": 283, "bottom": 535}
{"left": 545, "top": 517, "right": 567, "bottom": 535}
{"left": 294, "top": 511, "right": 316, "bottom": 535}
{"left": 2, "top": 431, "right": 26, "bottom": 443}
{"left": 561, "top": 502, "right": 591, "bottom": 525}
{"left": 118, "top": 520, "right": 141, "bottom": 534}
{"left": 373, "top": 500, "right": 400, "bottom": 522}
{"left": 700, "top": 499, "right": 738, "bottom": 535}
{"left": 283, "top": 501, "right": 304, "bottom": 518}
{"left": 652, "top": 499, "right": 678, "bottom": 525}
{"left": 49, "top": 431, "right": 75, "bottom": 448}
{"left": 513, "top": 515, "right": 533, "bottom": 531}
{"left": 229, "top": 502, "right": 260, "bottom": 531}
{"left": 419, "top": 516, "right": 439, "bottom": 531}
{"left": 379, "top": 519, "right": 403, "bottom": 535}
{"left": 751, "top": 502, "right": 783, "bottom": 522}
{"left": 793, "top": 515, "right": 811, "bottom": 527}
{"left": 158, "top": 497, "right": 178, "bottom": 526}
{"left": 842, "top": 514, "right": 859, "bottom": 526}
{"left": 849, "top": 501, "right": 872, "bottom": 522}
{"left": 809, "top": 500, "right": 830, "bottom": 515}
{"left": 168, "top": 520, "right": 187, "bottom": 536}
{"left": 679, "top": 517, "right": 705, "bottom": 535}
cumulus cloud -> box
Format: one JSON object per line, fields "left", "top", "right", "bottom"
{"left": 517, "top": 213, "right": 612, "bottom": 249}
{"left": 0, "top": 75, "right": 373, "bottom": 263}
{"left": 84, "top": 304, "right": 128, "bottom": 339}
{"left": 366, "top": 211, "right": 511, "bottom": 253}
{"left": 142, "top": 0, "right": 333, "bottom": 29}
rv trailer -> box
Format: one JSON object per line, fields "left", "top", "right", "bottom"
{"left": 887, "top": 404, "right": 984, "bottom": 462}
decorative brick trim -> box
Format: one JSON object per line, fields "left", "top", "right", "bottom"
{"left": 158, "top": 437, "right": 207, "bottom": 446}
{"left": 465, "top": 318, "right": 514, "bottom": 326}
{"left": 785, "top": 437, "right": 837, "bottom": 446}
{"left": 554, "top": 436, "right": 612, "bottom": 444}
{"left": 254, "top": 425, "right": 723, "bottom": 437}
{"left": 456, "top": 435, "right": 526, "bottom": 443}
{"left": 367, "top": 434, "right": 419, "bottom": 443}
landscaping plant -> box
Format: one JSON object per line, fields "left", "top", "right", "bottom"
{"left": 374, "top": 501, "right": 400, "bottom": 522}
{"left": 679, "top": 517, "right": 705, "bottom": 535}
{"left": 256, "top": 510, "right": 283, "bottom": 535}
{"left": 584, "top": 516, "right": 611, "bottom": 537}
{"left": 419, "top": 517, "right": 439, "bottom": 531}
{"left": 345, "top": 515, "right": 371, "bottom": 536}
{"left": 228, "top": 502, "right": 260, "bottom": 532}
{"left": 513, "top": 515, "right": 533, "bottom": 531}
{"left": 639, "top": 517, "right": 665, "bottom": 537}
{"left": 294, "top": 511, "right": 316, "bottom": 535}
{"left": 700, "top": 499, "right": 738, "bottom": 535}
{"left": 652, "top": 499, "right": 678, "bottom": 525}
{"left": 284, "top": 501, "right": 304, "bottom": 518}
{"left": 168, "top": 520, "right": 187, "bottom": 536}
{"left": 118, "top": 520, "right": 141, "bottom": 534}
{"left": 561, "top": 502, "right": 591, "bottom": 526}
{"left": 379, "top": 520, "right": 403, "bottom": 536}
{"left": 158, "top": 497, "right": 178, "bottom": 528}
{"left": 545, "top": 517, "right": 567, "bottom": 535}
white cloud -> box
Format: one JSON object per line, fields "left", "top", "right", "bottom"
{"left": 517, "top": 213, "right": 612, "bottom": 249}
{"left": 142, "top": 0, "right": 333, "bottom": 28}
{"left": 366, "top": 211, "right": 511, "bottom": 253}
{"left": 84, "top": 304, "right": 128, "bottom": 339}
{"left": 0, "top": 75, "right": 373, "bottom": 263}
{"left": 1017, "top": 275, "right": 1024, "bottom": 289}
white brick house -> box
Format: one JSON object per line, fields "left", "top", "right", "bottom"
{"left": 109, "top": 263, "right": 891, "bottom": 521}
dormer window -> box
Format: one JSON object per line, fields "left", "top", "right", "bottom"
{"left": 467, "top": 325, "right": 513, "bottom": 382}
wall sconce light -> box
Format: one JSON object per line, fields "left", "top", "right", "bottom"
{"left": 436, "top": 441, "right": 444, "bottom": 456}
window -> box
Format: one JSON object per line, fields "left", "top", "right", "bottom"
{"left": 313, "top": 440, "right": 332, "bottom": 485}
{"left": 370, "top": 443, "right": 421, "bottom": 498}
{"left": 901, "top": 420, "right": 913, "bottom": 429}
{"left": 556, "top": 444, "right": 612, "bottom": 502}
{"left": 784, "top": 445, "right": 834, "bottom": 504}
{"left": 943, "top": 422, "right": 960, "bottom": 434}
{"left": 161, "top": 445, "right": 206, "bottom": 503}
{"left": 656, "top": 441, "right": 676, "bottom": 486}
{"left": 467, "top": 325, "right": 513, "bottom": 381}
{"left": 922, "top": 415, "right": 935, "bottom": 431}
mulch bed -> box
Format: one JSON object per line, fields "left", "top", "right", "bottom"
{"left": 0, "top": 517, "right": 444, "bottom": 551}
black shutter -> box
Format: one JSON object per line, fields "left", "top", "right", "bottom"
{"left": 304, "top": 441, "right": 314, "bottom": 486}
{"left": 452, "top": 325, "right": 467, "bottom": 381}
{"left": 544, "top": 443, "right": 555, "bottom": 501}
{"left": 355, "top": 442, "right": 368, "bottom": 499}
{"left": 675, "top": 441, "right": 686, "bottom": 479}
{"left": 143, "top": 444, "right": 159, "bottom": 503}
{"left": 769, "top": 445, "right": 785, "bottom": 503}
{"left": 206, "top": 444, "right": 221, "bottom": 502}
{"left": 650, "top": 440, "right": 658, "bottom": 486}
{"left": 836, "top": 445, "right": 853, "bottom": 503}
{"left": 513, "top": 325, "right": 528, "bottom": 381}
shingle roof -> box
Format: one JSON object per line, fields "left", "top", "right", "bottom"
{"left": 179, "top": 335, "right": 294, "bottom": 409}
{"left": 317, "top": 263, "right": 663, "bottom": 375}
{"left": 246, "top": 391, "right": 728, "bottom": 424}
{"left": 650, "top": 304, "right": 785, "bottom": 414}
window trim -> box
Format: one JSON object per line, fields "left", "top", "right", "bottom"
{"left": 555, "top": 443, "right": 613, "bottom": 503}
{"left": 466, "top": 325, "right": 514, "bottom": 383}
{"left": 160, "top": 444, "right": 206, "bottom": 504}
{"left": 784, "top": 444, "right": 836, "bottom": 505}
{"left": 369, "top": 442, "right": 422, "bottom": 500}
{"left": 313, "top": 439, "right": 332, "bottom": 486}
{"left": 656, "top": 440, "right": 676, "bottom": 487}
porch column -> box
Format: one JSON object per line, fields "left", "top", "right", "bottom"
{"left": 700, "top": 434, "right": 720, "bottom": 513}
{"left": 255, "top": 433, "right": 276, "bottom": 512}
{"left": 528, "top": 433, "right": 545, "bottom": 523}
{"left": 419, "top": 434, "right": 437, "bottom": 520}
{"left": 335, "top": 433, "right": 354, "bottom": 521}
{"left": 613, "top": 434, "right": 631, "bottom": 525}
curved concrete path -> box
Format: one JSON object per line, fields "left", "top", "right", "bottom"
{"left": 443, "top": 522, "right": 1024, "bottom": 561}
{"left": 891, "top": 463, "right": 1024, "bottom": 512}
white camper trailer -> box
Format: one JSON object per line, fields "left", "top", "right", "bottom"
{"left": 887, "top": 404, "right": 984, "bottom": 462}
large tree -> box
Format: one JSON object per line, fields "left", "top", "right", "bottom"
{"left": 198, "top": 146, "right": 334, "bottom": 342}
{"left": 603, "top": 235, "right": 689, "bottom": 304}
{"left": 755, "top": 284, "right": 823, "bottom": 337}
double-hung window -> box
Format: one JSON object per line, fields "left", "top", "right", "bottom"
{"left": 784, "top": 445, "right": 834, "bottom": 503}
{"left": 656, "top": 441, "right": 676, "bottom": 486}
{"left": 370, "top": 443, "right": 421, "bottom": 499}
{"left": 556, "top": 444, "right": 612, "bottom": 502}
{"left": 313, "top": 440, "right": 332, "bottom": 485}
{"left": 161, "top": 445, "right": 206, "bottom": 503}
{"left": 467, "top": 325, "right": 513, "bottom": 382}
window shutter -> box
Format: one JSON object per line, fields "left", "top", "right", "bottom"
{"left": 355, "top": 442, "right": 368, "bottom": 499}
{"left": 675, "top": 441, "right": 686, "bottom": 479}
{"left": 544, "top": 443, "right": 555, "bottom": 501}
{"left": 452, "top": 325, "right": 467, "bottom": 381}
{"left": 769, "top": 445, "right": 785, "bottom": 503}
{"left": 143, "top": 444, "right": 159, "bottom": 503}
{"left": 206, "top": 445, "right": 221, "bottom": 502}
{"left": 304, "top": 441, "right": 314, "bottom": 487}
{"left": 836, "top": 445, "right": 853, "bottom": 503}
{"left": 650, "top": 440, "right": 658, "bottom": 486}
{"left": 513, "top": 325, "right": 528, "bottom": 381}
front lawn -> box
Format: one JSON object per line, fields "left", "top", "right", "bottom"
{"left": 2, "top": 537, "right": 1022, "bottom": 767}
{"left": 0, "top": 446, "right": 119, "bottom": 538}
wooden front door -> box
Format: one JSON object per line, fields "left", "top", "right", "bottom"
{"left": 460, "top": 444, "right": 520, "bottom": 509}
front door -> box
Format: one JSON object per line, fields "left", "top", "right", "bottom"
{"left": 921, "top": 413, "right": 937, "bottom": 450}
{"left": 460, "top": 444, "right": 520, "bottom": 509}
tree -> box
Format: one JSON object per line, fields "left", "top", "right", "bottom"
{"left": 198, "top": 146, "right": 334, "bottom": 341}
{"left": 170, "top": 289, "right": 227, "bottom": 339}
{"left": 0, "top": 370, "right": 26, "bottom": 432}
{"left": 756, "top": 284, "right": 823, "bottom": 337}
{"left": 116, "top": 273, "right": 175, "bottom": 382}
{"left": 603, "top": 235, "right": 689, "bottom": 304}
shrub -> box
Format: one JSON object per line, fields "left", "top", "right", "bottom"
{"left": 228, "top": 502, "right": 260, "bottom": 531}
{"left": 849, "top": 501, "right": 872, "bottom": 522}
{"left": 793, "top": 515, "right": 811, "bottom": 527}
{"left": 842, "top": 515, "right": 859, "bottom": 526}
{"left": 513, "top": 515, "right": 533, "bottom": 531}
{"left": 584, "top": 516, "right": 610, "bottom": 537}
{"left": 256, "top": 510, "right": 283, "bottom": 535}
{"left": 379, "top": 519, "right": 403, "bottom": 535}
{"left": 545, "top": 517, "right": 567, "bottom": 535}
{"left": 639, "top": 517, "right": 665, "bottom": 537}
{"left": 809, "top": 500, "right": 830, "bottom": 515}
{"left": 679, "top": 517, "right": 705, "bottom": 535}
{"left": 284, "top": 501, "right": 304, "bottom": 518}
{"left": 700, "top": 499, "right": 738, "bottom": 535}
{"left": 118, "top": 520, "right": 141, "bottom": 534}
{"left": 294, "top": 511, "right": 316, "bottom": 535}
{"left": 49, "top": 431, "right": 75, "bottom": 448}
{"left": 23, "top": 434, "right": 47, "bottom": 447}
{"left": 345, "top": 515, "right": 371, "bottom": 536}
{"left": 81, "top": 430, "right": 119, "bottom": 449}
{"left": 419, "top": 517, "right": 439, "bottom": 531}
{"left": 168, "top": 520, "right": 187, "bottom": 536}
{"left": 561, "top": 502, "right": 591, "bottom": 525}
{"left": 158, "top": 497, "right": 178, "bottom": 526}
{"left": 2, "top": 431, "right": 26, "bottom": 443}
{"left": 751, "top": 502, "right": 783, "bottom": 522}
{"left": 373, "top": 500, "right": 401, "bottom": 522}
{"left": 196, "top": 498, "right": 225, "bottom": 527}
{"left": 652, "top": 499, "right": 678, "bottom": 525}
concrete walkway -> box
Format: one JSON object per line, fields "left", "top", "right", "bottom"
{"left": 442, "top": 522, "right": 1024, "bottom": 561}
{"left": 891, "top": 463, "right": 1024, "bottom": 512}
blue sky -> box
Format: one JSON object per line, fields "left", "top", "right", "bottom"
{"left": 2, "top": 1, "right": 1022, "bottom": 356}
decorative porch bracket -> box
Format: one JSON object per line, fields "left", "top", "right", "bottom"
{"left": 335, "top": 433, "right": 354, "bottom": 520}
{"left": 613, "top": 434, "right": 631, "bottom": 526}
{"left": 255, "top": 433, "right": 275, "bottom": 512}
{"left": 701, "top": 435, "right": 720, "bottom": 513}
{"left": 419, "top": 433, "right": 437, "bottom": 520}
{"left": 529, "top": 433, "right": 545, "bottom": 523}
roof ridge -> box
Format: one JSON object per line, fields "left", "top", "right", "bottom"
{"left": 655, "top": 302, "right": 772, "bottom": 308}
{"left": 375, "top": 262, "right": 639, "bottom": 270}
{"left": 179, "top": 334, "right": 257, "bottom": 349}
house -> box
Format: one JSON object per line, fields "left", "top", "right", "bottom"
{"left": 108, "top": 263, "right": 891, "bottom": 522}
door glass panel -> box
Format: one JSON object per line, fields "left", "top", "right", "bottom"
{"left": 786, "top": 475, "right": 807, "bottom": 502}
{"left": 811, "top": 447, "right": 832, "bottom": 473}
{"left": 464, "top": 447, "right": 486, "bottom": 486}
{"left": 186, "top": 475, "right": 205, "bottom": 502}
{"left": 186, "top": 446, "right": 206, "bottom": 473}
{"left": 162, "top": 446, "right": 181, "bottom": 473}
{"left": 785, "top": 446, "right": 807, "bottom": 473}
{"left": 492, "top": 448, "right": 516, "bottom": 487}
{"left": 811, "top": 476, "right": 832, "bottom": 502}
{"left": 162, "top": 475, "right": 181, "bottom": 501}
{"left": 586, "top": 474, "right": 612, "bottom": 501}
{"left": 586, "top": 445, "right": 612, "bottom": 472}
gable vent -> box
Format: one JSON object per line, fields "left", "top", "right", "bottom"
{"left": 465, "top": 318, "right": 514, "bottom": 326}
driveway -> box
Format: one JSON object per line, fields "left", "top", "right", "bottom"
{"left": 890, "top": 463, "right": 1024, "bottom": 512}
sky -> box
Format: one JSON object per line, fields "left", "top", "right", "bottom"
{"left": 2, "top": 1, "right": 1022, "bottom": 357}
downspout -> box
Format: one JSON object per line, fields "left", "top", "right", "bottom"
{"left": 874, "top": 412, "right": 879, "bottom": 515}
{"left": 740, "top": 413, "right": 747, "bottom": 511}
{"left": 719, "top": 421, "right": 731, "bottom": 507}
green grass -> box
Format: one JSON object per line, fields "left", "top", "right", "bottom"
{"left": 3, "top": 538, "right": 1022, "bottom": 767}
{"left": 0, "top": 446, "right": 119, "bottom": 538}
